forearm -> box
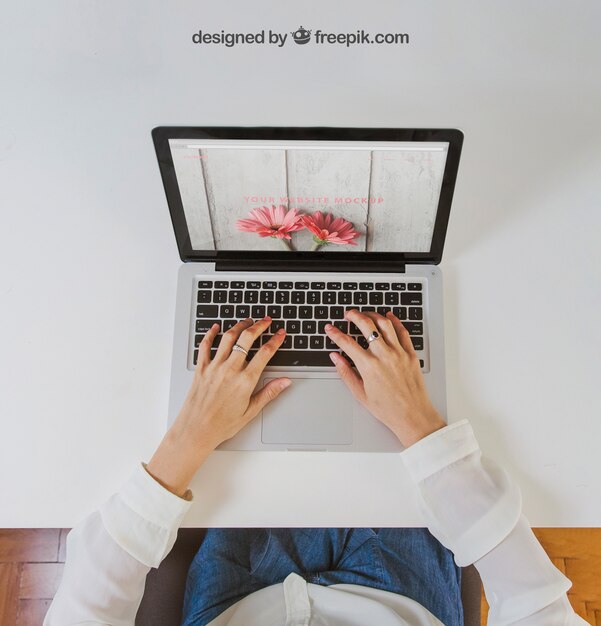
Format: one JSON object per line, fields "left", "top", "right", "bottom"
{"left": 44, "top": 464, "right": 193, "bottom": 626}
{"left": 402, "top": 420, "right": 586, "bottom": 625}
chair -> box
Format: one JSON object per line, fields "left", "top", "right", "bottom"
{"left": 136, "top": 529, "right": 482, "bottom": 626}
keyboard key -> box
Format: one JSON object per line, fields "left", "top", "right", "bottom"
{"left": 276, "top": 291, "right": 290, "bottom": 304}
{"left": 195, "top": 319, "right": 218, "bottom": 333}
{"left": 268, "top": 350, "right": 334, "bottom": 367}
{"left": 281, "top": 336, "right": 293, "bottom": 349}
{"left": 302, "top": 320, "right": 316, "bottom": 334}
{"left": 286, "top": 320, "right": 301, "bottom": 334}
{"left": 325, "top": 337, "right": 338, "bottom": 350}
{"left": 330, "top": 306, "right": 344, "bottom": 319}
{"left": 271, "top": 320, "right": 285, "bottom": 332}
{"left": 310, "top": 335, "right": 324, "bottom": 350}
{"left": 369, "top": 292, "right": 383, "bottom": 305}
{"left": 267, "top": 305, "right": 281, "bottom": 318}
{"left": 318, "top": 320, "right": 330, "bottom": 334}
{"left": 228, "top": 291, "right": 243, "bottom": 303}
{"left": 338, "top": 292, "right": 352, "bottom": 305}
{"left": 223, "top": 319, "right": 237, "bottom": 331}
{"left": 231, "top": 281, "right": 245, "bottom": 289}
{"left": 260, "top": 291, "right": 275, "bottom": 304}
{"left": 248, "top": 281, "right": 261, "bottom": 289}
{"left": 393, "top": 307, "right": 407, "bottom": 320}
{"left": 299, "top": 306, "right": 312, "bottom": 319}
{"left": 375, "top": 283, "right": 390, "bottom": 290}
{"left": 311, "top": 282, "right": 325, "bottom": 290}
{"left": 408, "top": 283, "right": 422, "bottom": 291}
{"left": 252, "top": 305, "right": 266, "bottom": 318}
{"left": 323, "top": 292, "right": 336, "bottom": 304}
{"left": 402, "top": 293, "right": 422, "bottom": 306}
{"left": 353, "top": 292, "right": 367, "bottom": 305}
{"left": 361, "top": 306, "right": 376, "bottom": 312}
{"left": 198, "top": 280, "right": 213, "bottom": 289}
{"left": 236, "top": 305, "right": 250, "bottom": 318}
{"left": 216, "top": 281, "right": 230, "bottom": 289}
{"left": 279, "top": 281, "right": 293, "bottom": 289}
{"left": 262, "top": 281, "right": 277, "bottom": 289}
{"left": 403, "top": 322, "right": 423, "bottom": 335}
{"left": 214, "top": 290, "right": 228, "bottom": 303}
{"left": 359, "top": 282, "right": 374, "bottom": 290}
{"left": 411, "top": 337, "right": 424, "bottom": 350}
{"left": 333, "top": 321, "right": 349, "bottom": 333}
{"left": 294, "top": 336, "right": 309, "bottom": 349}
{"left": 295, "top": 282, "right": 309, "bottom": 289}
{"left": 377, "top": 307, "right": 389, "bottom": 316}
{"left": 409, "top": 307, "right": 423, "bottom": 320}
{"left": 327, "top": 282, "right": 341, "bottom": 289}
{"left": 196, "top": 305, "right": 218, "bottom": 318}
{"left": 357, "top": 336, "right": 369, "bottom": 349}
{"left": 307, "top": 292, "right": 321, "bottom": 305}
{"left": 419, "top": 359, "right": 424, "bottom": 368}
{"left": 197, "top": 290, "right": 211, "bottom": 303}
{"left": 385, "top": 292, "right": 399, "bottom": 305}
{"left": 343, "top": 282, "right": 358, "bottom": 290}
{"left": 392, "top": 283, "right": 406, "bottom": 291}
{"left": 315, "top": 306, "right": 328, "bottom": 319}
{"left": 283, "top": 306, "right": 297, "bottom": 318}
{"left": 220, "top": 304, "right": 235, "bottom": 318}
{"left": 291, "top": 291, "right": 305, "bottom": 304}
{"left": 244, "top": 291, "right": 259, "bottom": 304}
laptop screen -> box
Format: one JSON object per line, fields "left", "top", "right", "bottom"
{"left": 167, "top": 139, "right": 449, "bottom": 254}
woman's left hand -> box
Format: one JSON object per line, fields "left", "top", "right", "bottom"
{"left": 146, "top": 317, "right": 291, "bottom": 496}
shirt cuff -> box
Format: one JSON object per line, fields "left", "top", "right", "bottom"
{"left": 100, "top": 463, "right": 193, "bottom": 567}
{"left": 400, "top": 419, "right": 479, "bottom": 483}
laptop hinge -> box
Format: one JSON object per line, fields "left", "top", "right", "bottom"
{"left": 214, "top": 259, "right": 406, "bottom": 273}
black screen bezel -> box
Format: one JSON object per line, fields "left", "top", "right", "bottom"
{"left": 152, "top": 126, "right": 463, "bottom": 265}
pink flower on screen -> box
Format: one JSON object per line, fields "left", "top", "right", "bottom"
{"left": 301, "top": 212, "right": 360, "bottom": 246}
{"left": 236, "top": 205, "right": 305, "bottom": 239}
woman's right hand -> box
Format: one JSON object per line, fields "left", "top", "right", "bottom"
{"left": 325, "top": 309, "right": 446, "bottom": 448}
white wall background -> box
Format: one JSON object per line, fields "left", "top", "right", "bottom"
{"left": 0, "top": 0, "right": 600, "bottom": 526}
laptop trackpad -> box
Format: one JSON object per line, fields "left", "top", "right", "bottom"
{"left": 261, "top": 377, "right": 353, "bottom": 445}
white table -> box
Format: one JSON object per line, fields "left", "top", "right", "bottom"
{"left": 1, "top": 1, "right": 600, "bottom": 528}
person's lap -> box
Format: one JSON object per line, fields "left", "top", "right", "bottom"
{"left": 182, "top": 528, "right": 462, "bottom": 626}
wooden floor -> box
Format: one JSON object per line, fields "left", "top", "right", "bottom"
{"left": 1, "top": 529, "right": 599, "bottom": 626}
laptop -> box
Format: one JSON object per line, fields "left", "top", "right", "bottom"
{"left": 152, "top": 127, "right": 463, "bottom": 452}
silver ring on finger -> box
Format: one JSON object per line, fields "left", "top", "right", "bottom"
{"left": 231, "top": 343, "right": 249, "bottom": 356}
{"left": 367, "top": 331, "right": 381, "bottom": 344}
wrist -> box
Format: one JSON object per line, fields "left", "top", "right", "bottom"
{"left": 146, "top": 422, "right": 215, "bottom": 497}
{"left": 395, "top": 413, "right": 446, "bottom": 448}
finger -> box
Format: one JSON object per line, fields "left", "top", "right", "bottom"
{"left": 324, "top": 323, "right": 369, "bottom": 364}
{"left": 361, "top": 312, "right": 399, "bottom": 346}
{"left": 197, "top": 323, "right": 220, "bottom": 369}
{"left": 344, "top": 309, "right": 385, "bottom": 352}
{"left": 246, "top": 327, "right": 287, "bottom": 377}
{"left": 247, "top": 377, "right": 292, "bottom": 416}
{"left": 386, "top": 312, "right": 418, "bottom": 361}
{"left": 215, "top": 318, "right": 254, "bottom": 361}
{"left": 229, "top": 316, "right": 273, "bottom": 359}
{"left": 329, "top": 352, "right": 366, "bottom": 403}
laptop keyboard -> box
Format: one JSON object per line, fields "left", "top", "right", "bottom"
{"left": 192, "top": 280, "right": 426, "bottom": 369}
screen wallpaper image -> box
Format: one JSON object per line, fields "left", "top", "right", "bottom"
{"left": 169, "top": 141, "right": 449, "bottom": 253}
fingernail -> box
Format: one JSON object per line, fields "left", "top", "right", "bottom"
{"left": 281, "top": 378, "right": 292, "bottom": 388}
{"left": 277, "top": 328, "right": 286, "bottom": 335}
{"left": 329, "top": 352, "right": 339, "bottom": 364}
{"left": 263, "top": 316, "right": 271, "bottom": 321}
{"left": 325, "top": 323, "right": 333, "bottom": 331}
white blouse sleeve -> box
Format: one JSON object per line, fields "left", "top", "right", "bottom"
{"left": 44, "top": 463, "right": 192, "bottom": 626}
{"left": 401, "top": 419, "right": 587, "bottom": 626}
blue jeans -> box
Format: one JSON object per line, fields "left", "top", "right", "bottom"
{"left": 182, "top": 528, "right": 462, "bottom": 626}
